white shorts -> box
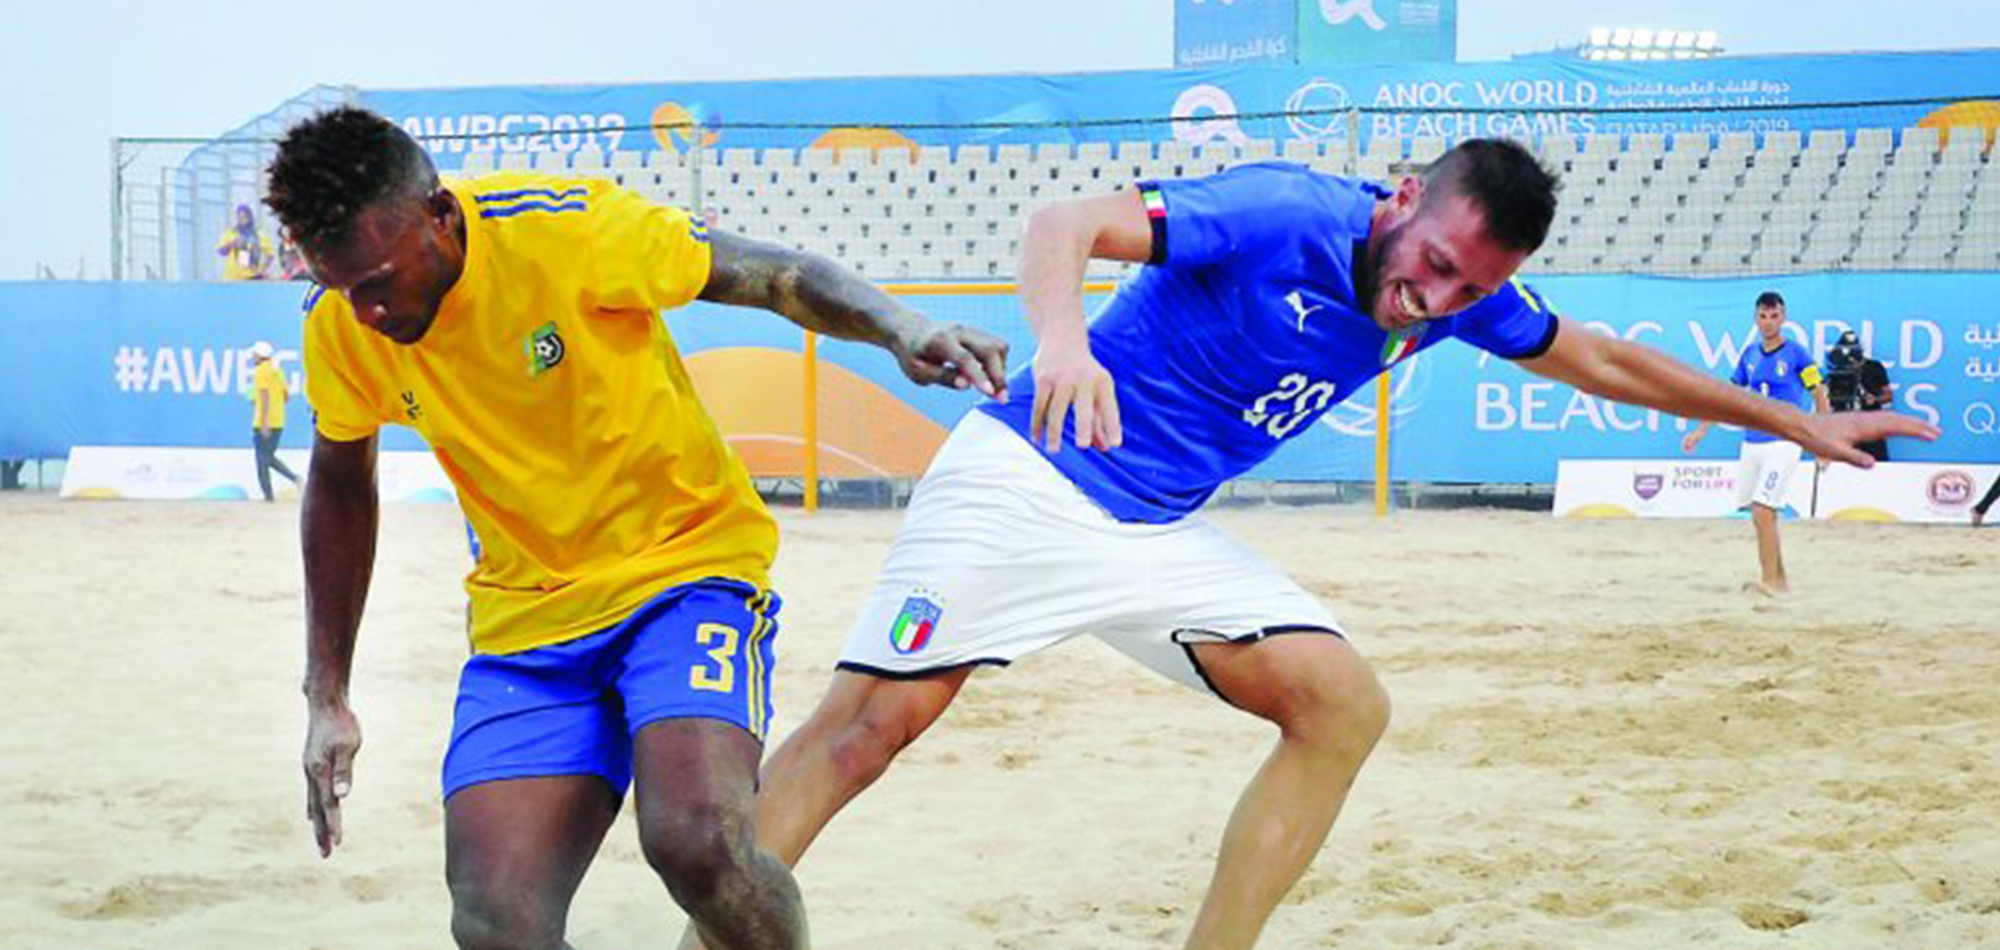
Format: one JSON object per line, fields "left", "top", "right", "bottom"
{"left": 838, "top": 413, "right": 1345, "bottom": 695}
{"left": 1736, "top": 439, "right": 1802, "bottom": 509}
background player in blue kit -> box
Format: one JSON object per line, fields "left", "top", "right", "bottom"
{"left": 1683, "top": 291, "right": 1831, "bottom": 595}
{"left": 682, "top": 139, "right": 1935, "bottom": 950}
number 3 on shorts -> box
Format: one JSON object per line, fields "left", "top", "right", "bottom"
{"left": 689, "top": 622, "right": 740, "bottom": 692}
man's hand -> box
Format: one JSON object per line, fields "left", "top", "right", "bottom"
{"left": 1680, "top": 430, "right": 1704, "bottom": 454}
{"left": 893, "top": 323, "right": 1010, "bottom": 400}
{"left": 1793, "top": 410, "right": 1939, "bottom": 468}
{"left": 1029, "top": 343, "right": 1121, "bottom": 453}
{"left": 303, "top": 702, "right": 361, "bottom": 858}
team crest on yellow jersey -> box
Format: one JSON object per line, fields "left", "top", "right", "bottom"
{"left": 527, "top": 322, "right": 566, "bottom": 377}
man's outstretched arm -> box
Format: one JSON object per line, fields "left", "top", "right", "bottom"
{"left": 1519, "top": 318, "right": 1939, "bottom": 466}
{"left": 300, "top": 431, "right": 377, "bottom": 858}
{"left": 699, "top": 230, "right": 1009, "bottom": 399}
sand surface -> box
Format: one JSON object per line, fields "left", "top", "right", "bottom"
{"left": 3, "top": 495, "right": 1996, "bottom": 949}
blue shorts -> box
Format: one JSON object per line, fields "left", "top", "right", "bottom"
{"left": 442, "top": 578, "right": 780, "bottom": 800}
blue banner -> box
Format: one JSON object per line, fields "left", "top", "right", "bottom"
{"left": 0, "top": 281, "right": 425, "bottom": 458}
{"left": 12, "top": 277, "right": 1995, "bottom": 482}
{"left": 1297, "top": 0, "right": 1456, "bottom": 65}
{"left": 359, "top": 49, "right": 2000, "bottom": 165}
{"left": 1175, "top": 0, "right": 1297, "bottom": 68}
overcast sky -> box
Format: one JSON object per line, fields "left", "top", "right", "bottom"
{"left": 5, "top": 0, "right": 1997, "bottom": 280}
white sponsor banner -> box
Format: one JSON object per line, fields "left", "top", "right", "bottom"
{"left": 1814, "top": 461, "right": 2000, "bottom": 524}
{"left": 1554, "top": 458, "right": 1812, "bottom": 518}
{"left": 61, "top": 446, "right": 456, "bottom": 503}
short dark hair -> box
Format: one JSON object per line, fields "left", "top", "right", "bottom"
{"left": 265, "top": 106, "right": 437, "bottom": 253}
{"left": 1756, "top": 290, "right": 1786, "bottom": 309}
{"left": 1420, "top": 138, "right": 1560, "bottom": 254}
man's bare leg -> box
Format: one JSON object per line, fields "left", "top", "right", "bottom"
{"left": 633, "top": 720, "right": 810, "bottom": 950}
{"left": 1178, "top": 634, "right": 1391, "bottom": 950}
{"left": 1750, "top": 502, "right": 1790, "bottom": 595}
{"left": 676, "top": 667, "right": 973, "bottom": 949}
{"left": 446, "top": 776, "right": 621, "bottom": 950}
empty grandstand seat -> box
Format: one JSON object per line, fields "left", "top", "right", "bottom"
{"left": 1668, "top": 131, "right": 1712, "bottom": 158}
{"left": 1850, "top": 127, "right": 1894, "bottom": 162}
{"left": 993, "top": 143, "right": 1033, "bottom": 168}
{"left": 1309, "top": 143, "right": 1353, "bottom": 176}
{"left": 1357, "top": 153, "right": 1394, "bottom": 182}
{"left": 797, "top": 148, "right": 836, "bottom": 171}
{"left": 1540, "top": 134, "right": 1580, "bottom": 165}
{"left": 1112, "top": 140, "right": 1152, "bottom": 165}
{"left": 1899, "top": 126, "right": 1941, "bottom": 156}
{"left": 1625, "top": 132, "right": 1668, "bottom": 165}
{"left": 954, "top": 144, "right": 992, "bottom": 167}
{"left": 1407, "top": 136, "right": 1446, "bottom": 166}
{"left": 1761, "top": 129, "right": 1803, "bottom": 160}
{"left": 1941, "top": 126, "right": 1988, "bottom": 165}
{"left": 1362, "top": 136, "right": 1403, "bottom": 163}
{"left": 1240, "top": 139, "right": 1279, "bottom": 163}
{"left": 1797, "top": 232, "right": 1851, "bottom": 264}
{"left": 1805, "top": 129, "right": 1848, "bottom": 156}
{"left": 1714, "top": 131, "right": 1756, "bottom": 158}
{"left": 1030, "top": 143, "right": 1071, "bottom": 164}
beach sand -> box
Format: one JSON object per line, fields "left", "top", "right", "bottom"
{"left": 3, "top": 495, "right": 1995, "bottom": 949}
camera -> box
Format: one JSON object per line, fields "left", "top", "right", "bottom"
{"left": 1824, "top": 330, "right": 1866, "bottom": 413}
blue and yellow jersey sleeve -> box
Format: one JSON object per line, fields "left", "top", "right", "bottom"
{"left": 302, "top": 283, "right": 393, "bottom": 442}
{"left": 587, "top": 184, "right": 713, "bottom": 313}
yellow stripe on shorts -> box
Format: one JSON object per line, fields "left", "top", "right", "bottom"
{"left": 744, "top": 590, "right": 773, "bottom": 738}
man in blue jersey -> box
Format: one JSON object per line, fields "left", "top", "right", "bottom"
{"left": 687, "top": 140, "right": 1933, "bottom": 950}
{"left": 1682, "top": 291, "right": 1831, "bottom": 595}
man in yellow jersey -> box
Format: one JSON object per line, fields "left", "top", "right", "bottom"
{"left": 248, "top": 340, "right": 301, "bottom": 502}
{"left": 264, "top": 107, "right": 1008, "bottom": 950}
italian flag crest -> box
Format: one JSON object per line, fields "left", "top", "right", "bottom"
{"left": 889, "top": 590, "right": 944, "bottom": 655}
{"left": 1380, "top": 324, "right": 1426, "bottom": 367}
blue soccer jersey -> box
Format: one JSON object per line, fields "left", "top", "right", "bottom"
{"left": 980, "top": 163, "right": 1561, "bottom": 523}
{"left": 1730, "top": 338, "right": 1822, "bottom": 444}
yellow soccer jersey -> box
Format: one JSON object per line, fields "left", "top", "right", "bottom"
{"left": 302, "top": 173, "right": 776, "bottom": 655}
{"left": 252, "top": 360, "right": 288, "bottom": 429}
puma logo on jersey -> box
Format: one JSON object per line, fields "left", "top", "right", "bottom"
{"left": 1284, "top": 291, "right": 1324, "bottom": 332}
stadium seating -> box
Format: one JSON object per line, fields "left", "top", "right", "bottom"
{"left": 439, "top": 127, "right": 1996, "bottom": 280}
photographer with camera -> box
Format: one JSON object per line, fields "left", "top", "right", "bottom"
{"left": 1824, "top": 329, "right": 1895, "bottom": 461}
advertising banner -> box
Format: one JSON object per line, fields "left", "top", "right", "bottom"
{"left": 1176, "top": 0, "right": 1297, "bottom": 68}
{"left": 1552, "top": 458, "right": 1811, "bottom": 518}
{"left": 1296, "top": 0, "right": 1455, "bottom": 65}
{"left": 59, "top": 446, "right": 454, "bottom": 502}
{"left": 1814, "top": 461, "right": 2000, "bottom": 523}
{"left": 354, "top": 49, "right": 2000, "bottom": 165}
